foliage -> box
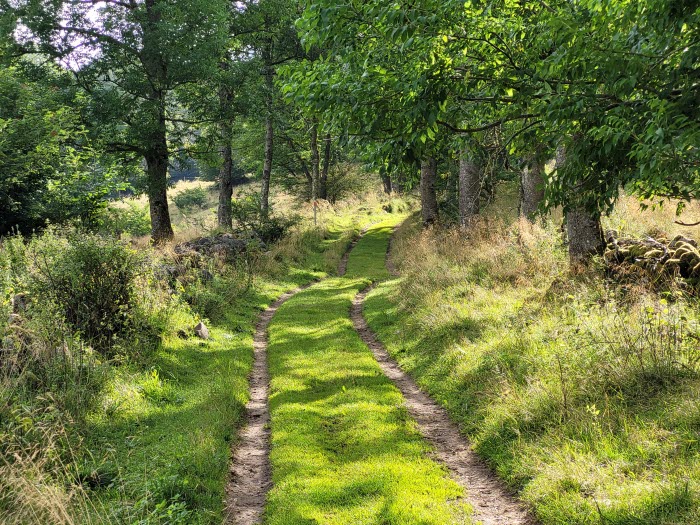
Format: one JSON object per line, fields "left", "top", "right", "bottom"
{"left": 101, "top": 202, "right": 152, "bottom": 237}
{"left": 291, "top": 0, "right": 700, "bottom": 214}
{"left": 173, "top": 187, "right": 209, "bottom": 212}
{"left": 26, "top": 231, "right": 154, "bottom": 356}
{"left": 0, "top": 63, "right": 126, "bottom": 235}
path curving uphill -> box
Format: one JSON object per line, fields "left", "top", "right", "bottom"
{"left": 226, "top": 216, "right": 535, "bottom": 524}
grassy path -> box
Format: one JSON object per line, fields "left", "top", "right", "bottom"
{"left": 264, "top": 217, "right": 471, "bottom": 524}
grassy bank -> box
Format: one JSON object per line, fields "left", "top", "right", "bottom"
{"left": 0, "top": 190, "right": 407, "bottom": 524}
{"left": 363, "top": 190, "right": 700, "bottom": 524}
{"left": 264, "top": 217, "right": 473, "bottom": 525}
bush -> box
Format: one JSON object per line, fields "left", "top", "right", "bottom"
{"left": 231, "top": 194, "right": 298, "bottom": 244}
{"left": 173, "top": 187, "right": 208, "bottom": 211}
{"left": 325, "top": 162, "right": 375, "bottom": 203}
{"left": 28, "top": 232, "right": 150, "bottom": 356}
{"left": 101, "top": 202, "right": 152, "bottom": 237}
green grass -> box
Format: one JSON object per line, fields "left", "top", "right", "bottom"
{"left": 74, "top": 202, "right": 410, "bottom": 523}
{"left": 82, "top": 276, "right": 318, "bottom": 524}
{"left": 362, "top": 215, "right": 700, "bottom": 525}
{"left": 264, "top": 217, "right": 473, "bottom": 525}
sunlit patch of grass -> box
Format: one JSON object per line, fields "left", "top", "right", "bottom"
{"left": 363, "top": 198, "right": 700, "bottom": 524}
{"left": 0, "top": 187, "right": 412, "bottom": 524}
{"left": 75, "top": 198, "right": 410, "bottom": 523}
{"left": 264, "top": 217, "right": 473, "bottom": 525}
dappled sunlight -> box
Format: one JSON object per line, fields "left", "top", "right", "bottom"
{"left": 364, "top": 200, "right": 700, "bottom": 524}
{"left": 264, "top": 214, "right": 469, "bottom": 525}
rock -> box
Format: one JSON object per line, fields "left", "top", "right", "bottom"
{"left": 671, "top": 235, "right": 698, "bottom": 248}
{"left": 194, "top": 322, "right": 209, "bottom": 340}
{"left": 175, "top": 233, "right": 257, "bottom": 261}
{"left": 11, "top": 293, "right": 29, "bottom": 313}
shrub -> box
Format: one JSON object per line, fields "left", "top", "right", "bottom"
{"left": 181, "top": 259, "right": 252, "bottom": 322}
{"left": 28, "top": 232, "right": 149, "bottom": 356}
{"left": 101, "top": 202, "right": 152, "bottom": 237}
{"left": 231, "top": 194, "right": 298, "bottom": 244}
{"left": 325, "top": 162, "right": 375, "bottom": 203}
{"left": 173, "top": 187, "right": 208, "bottom": 211}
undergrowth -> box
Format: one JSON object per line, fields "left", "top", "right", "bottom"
{"left": 364, "top": 189, "right": 700, "bottom": 525}
{"left": 0, "top": 189, "right": 410, "bottom": 524}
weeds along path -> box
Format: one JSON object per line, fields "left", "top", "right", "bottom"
{"left": 263, "top": 217, "right": 475, "bottom": 524}
{"left": 351, "top": 226, "right": 536, "bottom": 525}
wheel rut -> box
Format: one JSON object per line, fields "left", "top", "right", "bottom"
{"left": 349, "top": 223, "right": 537, "bottom": 525}
{"left": 226, "top": 221, "right": 535, "bottom": 525}
{"left": 224, "top": 283, "right": 312, "bottom": 525}
{"left": 224, "top": 227, "right": 369, "bottom": 525}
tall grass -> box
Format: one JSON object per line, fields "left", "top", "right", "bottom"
{"left": 364, "top": 190, "right": 700, "bottom": 524}
{"left": 0, "top": 187, "right": 409, "bottom": 524}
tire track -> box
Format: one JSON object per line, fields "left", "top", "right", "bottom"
{"left": 224, "top": 226, "right": 371, "bottom": 524}
{"left": 349, "top": 227, "right": 537, "bottom": 525}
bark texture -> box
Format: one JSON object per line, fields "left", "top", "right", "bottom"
{"left": 556, "top": 143, "right": 604, "bottom": 263}
{"left": 420, "top": 157, "right": 439, "bottom": 226}
{"left": 260, "top": 60, "right": 274, "bottom": 217}
{"left": 566, "top": 208, "right": 604, "bottom": 263}
{"left": 217, "top": 119, "right": 234, "bottom": 229}
{"left": 310, "top": 120, "right": 320, "bottom": 200}
{"left": 320, "top": 133, "right": 331, "bottom": 200}
{"left": 260, "top": 115, "right": 273, "bottom": 217}
{"left": 519, "top": 154, "right": 545, "bottom": 219}
{"left": 380, "top": 172, "right": 392, "bottom": 195}
{"left": 145, "top": 141, "right": 174, "bottom": 243}
{"left": 458, "top": 149, "right": 481, "bottom": 226}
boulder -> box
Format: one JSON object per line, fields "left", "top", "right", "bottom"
{"left": 194, "top": 322, "right": 209, "bottom": 340}
{"left": 175, "top": 233, "right": 254, "bottom": 261}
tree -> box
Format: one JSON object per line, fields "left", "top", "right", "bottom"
{"left": 7, "top": 0, "right": 229, "bottom": 242}
{"left": 294, "top": 0, "right": 700, "bottom": 263}
{"left": 519, "top": 148, "right": 545, "bottom": 220}
{"left": 0, "top": 62, "right": 125, "bottom": 235}
{"left": 420, "top": 157, "right": 439, "bottom": 226}
{"left": 458, "top": 145, "right": 481, "bottom": 226}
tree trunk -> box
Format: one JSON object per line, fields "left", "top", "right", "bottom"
{"left": 217, "top": 119, "right": 234, "bottom": 229}
{"left": 145, "top": 139, "right": 174, "bottom": 243}
{"left": 420, "top": 157, "right": 439, "bottom": 226}
{"left": 310, "top": 120, "right": 320, "bottom": 200}
{"left": 142, "top": 0, "right": 173, "bottom": 243}
{"left": 556, "top": 143, "right": 604, "bottom": 263}
{"left": 566, "top": 208, "right": 604, "bottom": 263}
{"left": 458, "top": 148, "right": 480, "bottom": 226}
{"left": 260, "top": 115, "right": 273, "bottom": 217}
{"left": 260, "top": 64, "right": 274, "bottom": 217}
{"left": 320, "top": 132, "right": 331, "bottom": 200}
{"left": 519, "top": 153, "right": 546, "bottom": 219}
{"left": 380, "top": 171, "right": 392, "bottom": 194}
